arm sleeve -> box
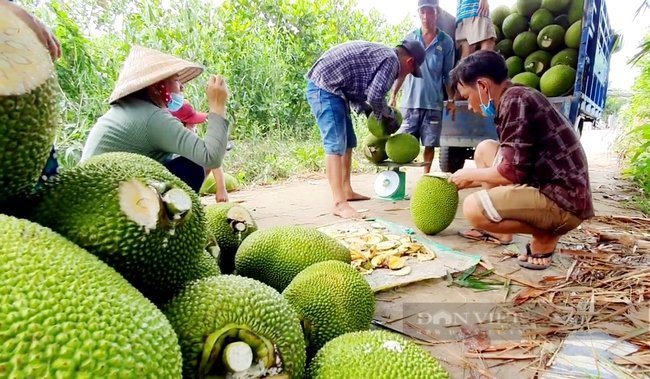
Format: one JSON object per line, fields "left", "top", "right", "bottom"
{"left": 145, "top": 110, "right": 229, "bottom": 169}
{"left": 367, "top": 58, "right": 400, "bottom": 119}
{"left": 495, "top": 93, "right": 536, "bottom": 184}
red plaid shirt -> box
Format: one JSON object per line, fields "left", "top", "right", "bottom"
{"left": 495, "top": 85, "right": 595, "bottom": 220}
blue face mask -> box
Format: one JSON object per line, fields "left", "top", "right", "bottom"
{"left": 478, "top": 83, "right": 496, "bottom": 117}
{"left": 167, "top": 92, "right": 184, "bottom": 112}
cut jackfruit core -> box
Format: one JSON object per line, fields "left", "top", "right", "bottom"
{"left": 119, "top": 178, "right": 193, "bottom": 231}
{"left": 527, "top": 61, "right": 545, "bottom": 74}
{"left": 0, "top": 11, "right": 55, "bottom": 96}
{"left": 227, "top": 205, "right": 254, "bottom": 233}
{"left": 539, "top": 36, "right": 553, "bottom": 48}
{"left": 199, "top": 324, "right": 283, "bottom": 379}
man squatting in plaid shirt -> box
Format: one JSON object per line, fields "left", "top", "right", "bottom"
{"left": 305, "top": 40, "right": 426, "bottom": 220}
{"left": 448, "top": 50, "right": 595, "bottom": 270}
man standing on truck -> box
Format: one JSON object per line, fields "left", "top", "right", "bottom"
{"left": 448, "top": 50, "right": 594, "bottom": 270}
{"left": 456, "top": 0, "right": 497, "bottom": 59}
{"left": 389, "top": 0, "right": 456, "bottom": 175}
{"left": 306, "top": 40, "right": 426, "bottom": 219}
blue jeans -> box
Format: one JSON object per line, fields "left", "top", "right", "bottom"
{"left": 398, "top": 108, "right": 443, "bottom": 147}
{"left": 164, "top": 156, "right": 206, "bottom": 194}
{"left": 305, "top": 80, "right": 356, "bottom": 156}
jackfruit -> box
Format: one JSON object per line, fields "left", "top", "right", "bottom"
{"left": 410, "top": 175, "right": 459, "bottom": 235}
{"left": 496, "top": 39, "right": 514, "bottom": 58}
{"left": 565, "top": 20, "right": 582, "bottom": 49}
{"left": 555, "top": 14, "right": 571, "bottom": 29}
{"left": 530, "top": 8, "right": 555, "bottom": 33}
{"left": 512, "top": 72, "right": 541, "bottom": 90}
{"left": 306, "top": 330, "right": 451, "bottom": 379}
{"left": 205, "top": 202, "right": 258, "bottom": 274}
{"left": 506, "top": 56, "right": 524, "bottom": 78}
{"left": 551, "top": 48, "right": 578, "bottom": 68}
{"left": 27, "top": 152, "right": 207, "bottom": 306}
{"left": 517, "top": 0, "right": 541, "bottom": 16}
{"left": 524, "top": 50, "right": 552, "bottom": 75}
{"left": 542, "top": 0, "right": 571, "bottom": 15}
{"left": 567, "top": 0, "right": 584, "bottom": 24}
{"left": 540, "top": 65, "right": 576, "bottom": 97}
{"left": 195, "top": 248, "right": 222, "bottom": 280}
{"left": 367, "top": 107, "right": 403, "bottom": 138}
{"left": 163, "top": 275, "right": 307, "bottom": 379}
{"left": 385, "top": 133, "right": 420, "bottom": 164}
{"left": 362, "top": 134, "right": 388, "bottom": 164}
{"left": 501, "top": 14, "right": 528, "bottom": 40}
{"left": 0, "top": 12, "right": 61, "bottom": 216}
{"left": 490, "top": 5, "right": 511, "bottom": 28}
{"left": 537, "top": 24, "right": 566, "bottom": 51}
{"left": 513, "top": 31, "right": 539, "bottom": 58}
{"left": 235, "top": 225, "right": 351, "bottom": 292}
{"left": 200, "top": 172, "right": 240, "bottom": 195}
{"left": 282, "top": 260, "right": 375, "bottom": 359}
{"left": 0, "top": 214, "right": 183, "bottom": 378}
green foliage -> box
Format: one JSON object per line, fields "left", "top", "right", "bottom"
{"left": 22, "top": 0, "right": 413, "bottom": 183}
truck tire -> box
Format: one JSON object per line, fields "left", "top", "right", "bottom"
{"left": 439, "top": 147, "right": 468, "bottom": 173}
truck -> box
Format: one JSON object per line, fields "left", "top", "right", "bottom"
{"left": 435, "top": 0, "right": 622, "bottom": 173}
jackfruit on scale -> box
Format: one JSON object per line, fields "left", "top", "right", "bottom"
{"left": 307, "top": 330, "right": 451, "bottom": 379}
{"left": 235, "top": 225, "right": 351, "bottom": 292}
{"left": 162, "top": 274, "right": 307, "bottom": 379}
{"left": 0, "top": 12, "right": 62, "bottom": 216}
{"left": 282, "top": 260, "right": 376, "bottom": 360}
{"left": 205, "top": 202, "right": 258, "bottom": 274}
{"left": 27, "top": 152, "right": 207, "bottom": 306}
{"left": 0, "top": 214, "right": 183, "bottom": 378}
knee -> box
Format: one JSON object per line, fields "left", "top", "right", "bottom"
{"left": 474, "top": 139, "right": 499, "bottom": 165}
{"left": 463, "top": 194, "right": 488, "bottom": 227}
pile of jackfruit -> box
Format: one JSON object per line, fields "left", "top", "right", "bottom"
{"left": 0, "top": 12, "right": 452, "bottom": 379}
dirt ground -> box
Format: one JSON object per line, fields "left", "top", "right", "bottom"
{"left": 202, "top": 128, "right": 646, "bottom": 378}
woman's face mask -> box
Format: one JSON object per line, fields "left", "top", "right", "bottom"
{"left": 167, "top": 92, "right": 185, "bottom": 112}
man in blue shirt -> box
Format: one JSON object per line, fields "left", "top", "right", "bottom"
{"left": 456, "top": 0, "right": 496, "bottom": 59}
{"left": 306, "top": 40, "right": 426, "bottom": 219}
{"left": 390, "top": 0, "right": 456, "bottom": 174}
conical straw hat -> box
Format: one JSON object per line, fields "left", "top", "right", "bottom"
{"left": 108, "top": 45, "right": 205, "bottom": 103}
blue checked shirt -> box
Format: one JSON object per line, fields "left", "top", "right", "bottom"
{"left": 306, "top": 41, "right": 400, "bottom": 119}
{"left": 457, "top": 0, "right": 488, "bottom": 23}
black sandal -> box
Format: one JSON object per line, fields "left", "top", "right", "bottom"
{"left": 458, "top": 228, "right": 514, "bottom": 245}
{"left": 517, "top": 243, "right": 554, "bottom": 270}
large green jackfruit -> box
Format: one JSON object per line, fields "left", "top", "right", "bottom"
{"left": 0, "top": 13, "right": 61, "bottom": 215}
{"left": 195, "top": 248, "right": 222, "bottom": 280}
{"left": 0, "top": 214, "right": 183, "bottom": 378}
{"left": 385, "top": 133, "right": 420, "bottom": 164}
{"left": 306, "top": 330, "right": 451, "bottom": 379}
{"left": 282, "top": 260, "right": 375, "bottom": 360}
{"left": 235, "top": 225, "right": 351, "bottom": 292}
{"left": 410, "top": 175, "right": 459, "bottom": 235}
{"left": 27, "top": 152, "right": 207, "bottom": 306}
{"left": 205, "top": 202, "right": 258, "bottom": 274}
{"left": 163, "top": 275, "right": 307, "bottom": 379}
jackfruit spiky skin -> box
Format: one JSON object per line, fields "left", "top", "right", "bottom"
{"left": 27, "top": 152, "right": 207, "bottom": 307}
{"left": 385, "top": 133, "right": 420, "bottom": 164}
{"left": 195, "top": 248, "right": 222, "bottom": 280}
{"left": 282, "top": 260, "right": 375, "bottom": 360}
{"left": 162, "top": 275, "right": 307, "bottom": 379}
{"left": 307, "top": 330, "right": 451, "bottom": 379}
{"left": 235, "top": 225, "right": 351, "bottom": 292}
{"left": 0, "top": 214, "right": 183, "bottom": 378}
{"left": 0, "top": 12, "right": 61, "bottom": 216}
{"left": 410, "top": 175, "right": 459, "bottom": 235}
{"left": 205, "top": 202, "right": 258, "bottom": 274}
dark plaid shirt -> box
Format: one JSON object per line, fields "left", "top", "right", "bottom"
{"left": 306, "top": 41, "right": 400, "bottom": 118}
{"left": 495, "top": 85, "right": 595, "bottom": 220}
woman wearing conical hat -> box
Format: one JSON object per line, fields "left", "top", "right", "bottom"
{"left": 81, "top": 45, "right": 230, "bottom": 194}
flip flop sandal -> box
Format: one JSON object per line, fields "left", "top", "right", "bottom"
{"left": 458, "top": 229, "right": 514, "bottom": 245}
{"left": 517, "top": 243, "right": 554, "bottom": 270}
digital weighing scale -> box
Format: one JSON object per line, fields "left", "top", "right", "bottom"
{"left": 373, "top": 161, "right": 431, "bottom": 201}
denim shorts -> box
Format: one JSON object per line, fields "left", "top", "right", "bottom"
{"left": 398, "top": 108, "right": 443, "bottom": 147}
{"left": 306, "top": 80, "right": 356, "bottom": 156}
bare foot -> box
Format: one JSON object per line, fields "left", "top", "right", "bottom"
{"left": 333, "top": 202, "right": 365, "bottom": 219}
{"left": 518, "top": 253, "right": 552, "bottom": 266}
{"left": 346, "top": 191, "right": 370, "bottom": 202}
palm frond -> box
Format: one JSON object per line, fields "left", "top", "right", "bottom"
{"left": 627, "top": 0, "right": 650, "bottom": 65}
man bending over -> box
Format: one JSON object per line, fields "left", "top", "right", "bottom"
{"left": 306, "top": 40, "right": 426, "bottom": 219}
{"left": 448, "top": 50, "right": 594, "bottom": 270}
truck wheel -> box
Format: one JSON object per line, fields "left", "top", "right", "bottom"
{"left": 439, "top": 146, "right": 468, "bottom": 173}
